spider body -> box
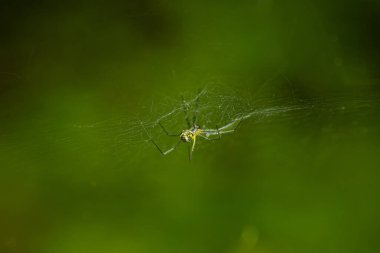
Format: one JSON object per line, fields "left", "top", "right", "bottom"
{"left": 141, "top": 90, "right": 242, "bottom": 160}
{"left": 180, "top": 125, "right": 202, "bottom": 143}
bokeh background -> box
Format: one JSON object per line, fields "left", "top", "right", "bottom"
{"left": 1, "top": 0, "right": 380, "bottom": 252}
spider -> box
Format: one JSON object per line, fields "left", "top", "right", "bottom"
{"left": 142, "top": 93, "right": 242, "bottom": 160}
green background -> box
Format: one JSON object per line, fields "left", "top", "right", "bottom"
{"left": 1, "top": 0, "right": 380, "bottom": 252}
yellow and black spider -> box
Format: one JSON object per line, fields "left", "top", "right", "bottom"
{"left": 142, "top": 92, "right": 242, "bottom": 160}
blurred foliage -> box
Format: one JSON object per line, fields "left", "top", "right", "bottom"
{"left": 1, "top": 0, "right": 380, "bottom": 253}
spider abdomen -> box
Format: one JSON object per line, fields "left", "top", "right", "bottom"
{"left": 180, "top": 130, "right": 193, "bottom": 143}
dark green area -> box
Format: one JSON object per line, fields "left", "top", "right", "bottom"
{"left": 1, "top": 1, "right": 380, "bottom": 253}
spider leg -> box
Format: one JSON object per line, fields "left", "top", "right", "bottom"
{"left": 189, "top": 137, "right": 197, "bottom": 160}
{"left": 181, "top": 95, "right": 191, "bottom": 128}
{"left": 216, "top": 117, "right": 243, "bottom": 133}
{"left": 192, "top": 88, "right": 202, "bottom": 126}
{"left": 192, "top": 112, "right": 197, "bottom": 127}
{"left": 233, "top": 118, "right": 243, "bottom": 131}
{"left": 199, "top": 125, "right": 221, "bottom": 140}
{"left": 154, "top": 140, "right": 182, "bottom": 156}
{"left": 141, "top": 121, "right": 181, "bottom": 156}
{"left": 202, "top": 118, "right": 244, "bottom": 138}
{"left": 215, "top": 125, "right": 221, "bottom": 139}
{"left": 158, "top": 122, "right": 181, "bottom": 137}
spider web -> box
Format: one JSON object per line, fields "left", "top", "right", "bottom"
{"left": 1, "top": 80, "right": 377, "bottom": 166}
{"left": 72, "top": 83, "right": 311, "bottom": 158}
{"left": 138, "top": 86, "right": 306, "bottom": 139}
{"left": 67, "top": 81, "right": 373, "bottom": 155}
{"left": 86, "top": 80, "right": 380, "bottom": 161}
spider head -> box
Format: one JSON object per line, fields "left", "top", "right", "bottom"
{"left": 180, "top": 130, "right": 193, "bottom": 143}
